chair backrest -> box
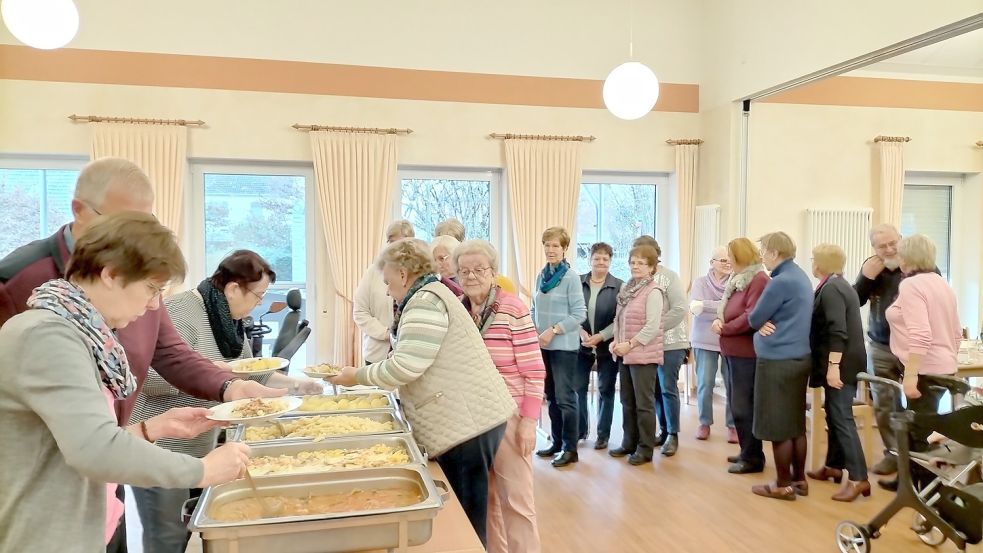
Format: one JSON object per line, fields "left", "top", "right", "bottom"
{"left": 276, "top": 326, "right": 311, "bottom": 365}
{"left": 273, "top": 311, "right": 301, "bottom": 356}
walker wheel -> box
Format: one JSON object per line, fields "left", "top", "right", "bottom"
{"left": 911, "top": 512, "right": 946, "bottom": 547}
{"left": 836, "top": 521, "right": 872, "bottom": 553}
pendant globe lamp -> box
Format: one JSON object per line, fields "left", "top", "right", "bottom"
{"left": 602, "top": 1, "right": 659, "bottom": 120}
{"left": 1, "top": 0, "right": 79, "bottom": 50}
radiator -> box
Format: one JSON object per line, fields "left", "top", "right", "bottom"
{"left": 805, "top": 208, "right": 873, "bottom": 280}
{"left": 694, "top": 204, "right": 721, "bottom": 275}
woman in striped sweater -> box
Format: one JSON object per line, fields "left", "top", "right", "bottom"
{"left": 130, "top": 250, "right": 321, "bottom": 553}
{"left": 455, "top": 240, "right": 545, "bottom": 553}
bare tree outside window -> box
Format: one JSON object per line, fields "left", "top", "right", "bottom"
{"left": 574, "top": 183, "right": 656, "bottom": 281}
{"left": 0, "top": 169, "right": 76, "bottom": 258}
{"left": 400, "top": 178, "right": 490, "bottom": 242}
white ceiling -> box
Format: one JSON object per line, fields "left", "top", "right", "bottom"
{"left": 846, "top": 27, "right": 983, "bottom": 82}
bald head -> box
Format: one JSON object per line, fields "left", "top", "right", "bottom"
{"left": 71, "top": 158, "right": 155, "bottom": 237}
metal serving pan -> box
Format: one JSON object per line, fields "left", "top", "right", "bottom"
{"left": 187, "top": 466, "right": 448, "bottom": 553}
{"left": 244, "top": 433, "right": 427, "bottom": 477}
{"left": 292, "top": 390, "right": 398, "bottom": 416}
{"left": 231, "top": 410, "right": 410, "bottom": 445}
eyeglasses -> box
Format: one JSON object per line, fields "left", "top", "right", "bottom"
{"left": 145, "top": 281, "right": 166, "bottom": 300}
{"left": 83, "top": 200, "right": 103, "bottom": 216}
{"left": 459, "top": 267, "right": 491, "bottom": 279}
{"left": 246, "top": 287, "right": 266, "bottom": 301}
{"left": 435, "top": 254, "right": 451, "bottom": 263}
{"left": 712, "top": 258, "right": 730, "bottom": 263}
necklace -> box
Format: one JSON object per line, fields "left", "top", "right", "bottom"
{"left": 590, "top": 274, "right": 606, "bottom": 284}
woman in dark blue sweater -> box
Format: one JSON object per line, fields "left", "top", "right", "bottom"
{"left": 747, "top": 232, "right": 814, "bottom": 501}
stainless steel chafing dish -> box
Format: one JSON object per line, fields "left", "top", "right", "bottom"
{"left": 231, "top": 410, "right": 411, "bottom": 445}
{"left": 293, "top": 390, "right": 398, "bottom": 416}
{"left": 186, "top": 466, "right": 448, "bottom": 553}
{"left": 244, "top": 433, "right": 428, "bottom": 477}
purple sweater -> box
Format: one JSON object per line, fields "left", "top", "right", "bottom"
{"left": 690, "top": 271, "right": 728, "bottom": 352}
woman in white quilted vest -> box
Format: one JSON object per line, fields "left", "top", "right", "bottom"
{"left": 329, "top": 238, "right": 515, "bottom": 547}
{"left": 608, "top": 244, "right": 666, "bottom": 466}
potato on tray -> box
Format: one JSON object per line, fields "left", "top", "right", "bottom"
{"left": 297, "top": 393, "right": 390, "bottom": 412}
{"left": 247, "top": 443, "right": 411, "bottom": 476}
{"left": 243, "top": 414, "right": 395, "bottom": 442}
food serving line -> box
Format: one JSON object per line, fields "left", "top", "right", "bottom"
{"left": 186, "top": 361, "right": 484, "bottom": 553}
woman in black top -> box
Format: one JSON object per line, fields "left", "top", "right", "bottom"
{"left": 806, "top": 244, "right": 870, "bottom": 501}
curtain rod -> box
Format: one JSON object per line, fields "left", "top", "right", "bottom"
{"left": 292, "top": 124, "right": 413, "bottom": 135}
{"left": 666, "top": 139, "right": 704, "bottom": 145}
{"left": 69, "top": 114, "right": 205, "bottom": 126}
{"left": 873, "top": 135, "right": 911, "bottom": 143}
{"left": 488, "top": 133, "right": 596, "bottom": 142}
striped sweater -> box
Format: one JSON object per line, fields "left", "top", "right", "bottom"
{"left": 129, "top": 290, "right": 265, "bottom": 457}
{"left": 476, "top": 291, "right": 546, "bottom": 419}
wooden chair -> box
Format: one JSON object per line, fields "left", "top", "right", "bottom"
{"left": 806, "top": 381, "right": 876, "bottom": 472}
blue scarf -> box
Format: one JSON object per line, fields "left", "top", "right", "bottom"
{"left": 539, "top": 260, "right": 569, "bottom": 294}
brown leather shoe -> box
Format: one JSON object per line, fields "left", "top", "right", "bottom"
{"left": 832, "top": 480, "right": 871, "bottom": 502}
{"left": 751, "top": 483, "right": 797, "bottom": 501}
{"left": 806, "top": 466, "right": 844, "bottom": 483}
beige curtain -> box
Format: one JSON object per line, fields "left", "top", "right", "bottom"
{"left": 91, "top": 123, "right": 188, "bottom": 239}
{"left": 504, "top": 139, "right": 584, "bottom": 303}
{"left": 673, "top": 143, "right": 700, "bottom": 286}
{"left": 876, "top": 141, "right": 905, "bottom": 227}
{"left": 310, "top": 132, "right": 397, "bottom": 366}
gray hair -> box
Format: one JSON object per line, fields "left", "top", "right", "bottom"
{"left": 430, "top": 235, "right": 461, "bottom": 256}
{"left": 869, "top": 223, "right": 900, "bottom": 245}
{"left": 897, "top": 234, "right": 937, "bottom": 272}
{"left": 74, "top": 157, "right": 153, "bottom": 207}
{"left": 385, "top": 219, "right": 415, "bottom": 241}
{"left": 453, "top": 239, "right": 499, "bottom": 273}
{"left": 376, "top": 238, "right": 436, "bottom": 275}
{"left": 434, "top": 218, "right": 465, "bottom": 241}
{"left": 711, "top": 246, "right": 727, "bottom": 261}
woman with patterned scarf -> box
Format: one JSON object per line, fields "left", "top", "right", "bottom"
{"left": 532, "top": 226, "right": 588, "bottom": 468}
{"left": 608, "top": 245, "right": 666, "bottom": 466}
{"left": 0, "top": 212, "right": 250, "bottom": 553}
{"left": 712, "top": 237, "right": 770, "bottom": 475}
{"left": 130, "top": 249, "right": 321, "bottom": 553}
{"left": 328, "top": 238, "right": 516, "bottom": 547}
{"left": 455, "top": 239, "right": 545, "bottom": 553}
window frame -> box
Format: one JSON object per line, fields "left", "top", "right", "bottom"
{"left": 0, "top": 154, "right": 87, "bottom": 256}
{"left": 902, "top": 173, "right": 959, "bottom": 281}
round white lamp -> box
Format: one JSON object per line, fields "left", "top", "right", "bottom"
{"left": 1, "top": 0, "right": 79, "bottom": 50}
{"left": 602, "top": 61, "right": 660, "bottom": 120}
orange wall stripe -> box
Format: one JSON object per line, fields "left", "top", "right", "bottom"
{"left": 762, "top": 75, "right": 983, "bottom": 112}
{"left": 0, "top": 44, "right": 699, "bottom": 112}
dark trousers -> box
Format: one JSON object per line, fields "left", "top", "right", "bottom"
{"left": 434, "top": 423, "right": 506, "bottom": 547}
{"left": 908, "top": 377, "right": 949, "bottom": 452}
{"left": 725, "top": 356, "right": 765, "bottom": 466}
{"left": 824, "top": 383, "right": 869, "bottom": 481}
{"left": 576, "top": 349, "right": 619, "bottom": 440}
{"left": 106, "top": 485, "right": 128, "bottom": 553}
{"left": 543, "top": 349, "right": 580, "bottom": 451}
{"left": 620, "top": 363, "right": 661, "bottom": 457}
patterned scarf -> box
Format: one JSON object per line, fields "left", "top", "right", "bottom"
{"left": 539, "top": 260, "right": 569, "bottom": 294}
{"left": 717, "top": 263, "right": 766, "bottom": 320}
{"left": 617, "top": 276, "right": 654, "bottom": 307}
{"left": 462, "top": 285, "right": 500, "bottom": 336}
{"left": 197, "top": 280, "right": 245, "bottom": 359}
{"left": 27, "top": 279, "right": 136, "bottom": 399}
{"left": 391, "top": 273, "right": 440, "bottom": 337}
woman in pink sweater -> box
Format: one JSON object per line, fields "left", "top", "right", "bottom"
{"left": 886, "top": 234, "right": 961, "bottom": 452}
{"left": 455, "top": 240, "right": 545, "bottom": 553}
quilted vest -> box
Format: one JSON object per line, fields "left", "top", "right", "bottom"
{"left": 615, "top": 280, "right": 666, "bottom": 366}
{"left": 396, "top": 281, "right": 517, "bottom": 457}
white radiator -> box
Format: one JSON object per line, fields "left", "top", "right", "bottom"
{"left": 694, "top": 204, "right": 721, "bottom": 275}
{"left": 806, "top": 208, "right": 873, "bottom": 280}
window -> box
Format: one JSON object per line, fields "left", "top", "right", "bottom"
{"left": 0, "top": 167, "right": 78, "bottom": 258}
{"left": 198, "top": 168, "right": 312, "bottom": 364}
{"left": 574, "top": 178, "right": 660, "bottom": 281}
{"left": 397, "top": 169, "right": 499, "bottom": 243}
{"left": 901, "top": 184, "right": 952, "bottom": 280}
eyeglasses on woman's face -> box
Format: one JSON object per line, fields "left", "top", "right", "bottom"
{"left": 459, "top": 266, "right": 491, "bottom": 279}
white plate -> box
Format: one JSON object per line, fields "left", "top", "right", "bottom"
{"left": 228, "top": 357, "right": 289, "bottom": 375}
{"left": 207, "top": 396, "right": 303, "bottom": 424}
{"left": 302, "top": 364, "right": 343, "bottom": 379}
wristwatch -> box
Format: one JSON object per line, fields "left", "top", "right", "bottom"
{"left": 219, "top": 378, "right": 239, "bottom": 401}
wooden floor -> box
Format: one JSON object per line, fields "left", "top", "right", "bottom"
{"left": 128, "top": 395, "right": 962, "bottom": 553}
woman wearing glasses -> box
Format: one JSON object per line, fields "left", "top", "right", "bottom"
{"left": 690, "top": 247, "right": 735, "bottom": 442}
{"left": 129, "top": 250, "right": 320, "bottom": 553}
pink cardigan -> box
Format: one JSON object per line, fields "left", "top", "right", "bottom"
{"left": 481, "top": 291, "right": 546, "bottom": 419}
{"left": 885, "top": 272, "right": 961, "bottom": 375}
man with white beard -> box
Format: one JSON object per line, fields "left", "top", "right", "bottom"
{"left": 853, "top": 224, "right": 908, "bottom": 478}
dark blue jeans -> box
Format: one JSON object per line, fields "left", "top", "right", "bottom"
{"left": 823, "top": 383, "right": 869, "bottom": 481}
{"left": 576, "top": 349, "right": 619, "bottom": 440}
{"left": 434, "top": 423, "right": 506, "bottom": 547}
{"left": 543, "top": 349, "right": 580, "bottom": 451}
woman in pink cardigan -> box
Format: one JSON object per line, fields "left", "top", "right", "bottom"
{"left": 455, "top": 240, "right": 546, "bottom": 553}
{"left": 886, "top": 234, "right": 961, "bottom": 453}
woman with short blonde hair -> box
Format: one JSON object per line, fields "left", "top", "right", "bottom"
{"left": 812, "top": 244, "right": 846, "bottom": 276}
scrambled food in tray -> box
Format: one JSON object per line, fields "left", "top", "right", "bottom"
{"left": 210, "top": 487, "right": 423, "bottom": 522}
{"left": 244, "top": 415, "right": 395, "bottom": 442}
{"left": 232, "top": 398, "right": 288, "bottom": 418}
{"left": 298, "top": 394, "right": 390, "bottom": 412}
{"left": 234, "top": 358, "right": 282, "bottom": 372}
{"left": 304, "top": 363, "right": 343, "bottom": 377}
{"left": 247, "top": 443, "right": 411, "bottom": 476}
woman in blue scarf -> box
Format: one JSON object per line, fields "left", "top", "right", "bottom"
{"left": 532, "top": 227, "right": 587, "bottom": 468}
